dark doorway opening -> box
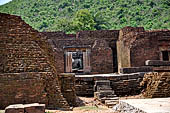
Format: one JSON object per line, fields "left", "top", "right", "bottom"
{"left": 162, "top": 51, "right": 169, "bottom": 61}
{"left": 112, "top": 46, "right": 118, "bottom": 72}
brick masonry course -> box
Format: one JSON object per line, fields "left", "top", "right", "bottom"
{"left": 75, "top": 73, "right": 144, "bottom": 96}
{"left": 0, "top": 13, "right": 71, "bottom": 110}
{"left": 117, "top": 26, "right": 170, "bottom": 72}
{"left": 1, "top": 12, "right": 170, "bottom": 110}
{"left": 140, "top": 72, "right": 170, "bottom": 98}
{"left": 43, "top": 30, "right": 119, "bottom": 74}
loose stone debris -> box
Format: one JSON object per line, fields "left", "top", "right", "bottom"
{"left": 113, "top": 98, "right": 170, "bottom": 113}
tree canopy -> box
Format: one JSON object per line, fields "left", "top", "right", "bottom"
{"left": 0, "top": 0, "right": 169, "bottom": 33}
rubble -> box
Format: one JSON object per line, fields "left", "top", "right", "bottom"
{"left": 140, "top": 72, "right": 170, "bottom": 98}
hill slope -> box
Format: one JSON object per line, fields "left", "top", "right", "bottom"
{"left": 0, "top": 0, "right": 169, "bottom": 33}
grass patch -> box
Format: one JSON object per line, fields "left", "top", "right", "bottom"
{"left": 78, "top": 106, "right": 106, "bottom": 111}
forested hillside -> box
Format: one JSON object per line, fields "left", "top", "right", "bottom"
{"left": 0, "top": 0, "right": 169, "bottom": 33}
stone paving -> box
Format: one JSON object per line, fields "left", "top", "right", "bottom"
{"left": 114, "top": 98, "right": 170, "bottom": 113}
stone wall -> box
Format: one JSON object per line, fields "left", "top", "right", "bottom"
{"left": 0, "top": 13, "right": 70, "bottom": 110}
{"left": 75, "top": 73, "right": 144, "bottom": 96}
{"left": 117, "top": 26, "right": 170, "bottom": 72}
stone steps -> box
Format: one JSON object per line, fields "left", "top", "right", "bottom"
{"left": 99, "top": 97, "right": 119, "bottom": 103}
{"left": 105, "top": 100, "right": 119, "bottom": 108}
{"left": 94, "top": 80, "right": 119, "bottom": 108}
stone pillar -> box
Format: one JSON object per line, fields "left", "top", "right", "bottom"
{"left": 83, "top": 49, "right": 91, "bottom": 73}
{"left": 65, "top": 52, "right": 72, "bottom": 73}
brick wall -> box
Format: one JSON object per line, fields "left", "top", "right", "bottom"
{"left": 44, "top": 30, "right": 119, "bottom": 74}
{"left": 58, "top": 73, "right": 77, "bottom": 107}
{"left": 141, "top": 72, "right": 170, "bottom": 98}
{"left": 117, "top": 26, "right": 170, "bottom": 72}
{"left": 0, "top": 72, "right": 70, "bottom": 110}
{"left": 75, "top": 73, "right": 144, "bottom": 96}
{"left": 0, "top": 13, "right": 70, "bottom": 110}
{"left": 91, "top": 41, "right": 113, "bottom": 74}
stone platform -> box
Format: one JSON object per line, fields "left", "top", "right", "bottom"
{"left": 114, "top": 98, "right": 170, "bottom": 113}
{"left": 75, "top": 73, "right": 145, "bottom": 96}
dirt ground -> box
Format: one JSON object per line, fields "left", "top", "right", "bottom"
{"left": 0, "top": 95, "right": 144, "bottom": 113}
{"left": 46, "top": 97, "right": 117, "bottom": 113}
{"left": 119, "top": 94, "right": 144, "bottom": 100}
{"left": 46, "top": 95, "right": 145, "bottom": 113}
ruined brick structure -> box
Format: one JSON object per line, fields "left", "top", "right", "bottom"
{"left": 42, "top": 30, "right": 119, "bottom": 74}
{"left": 0, "top": 13, "right": 72, "bottom": 110}
{"left": 44, "top": 26, "right": 170, "bottom": 75}
{"left": 0, "top": 12, "right": 170, "bottom": 109}
{"left": 75, "top": 73, "right": 144, "bottom": 96}
{"left": 141, "top": 72, "right": 170, "bottom": 98}
{"left": 117, "top": 26, "right": 170, "bottom": 72}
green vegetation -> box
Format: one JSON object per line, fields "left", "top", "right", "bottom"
{"left": 78, "top": 106, "right": 106, "bottom": 110}
{"left": 0, "top": 0, "right": 169, "bottom": 33}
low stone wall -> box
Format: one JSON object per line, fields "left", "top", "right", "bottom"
{"left": 120, "top": 67, "right": 153, "bottom": 74}
{"left": 75, "top": 76, "right": 94, "bottom": 96}
{"left": 75, "top": 73, "right": 144, "bottom": 96}
{"left": 145, "top": 60, "right": 170, "bottom": 72}
{"left": 58, "top": 73, "right": 77, "bottom": 107}
{"left": 145, "top": 60, "right": 170, "bottom": 66}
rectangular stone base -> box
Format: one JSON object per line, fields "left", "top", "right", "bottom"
{"left": 5, "top": 103, "right": 45, "bottom": 113}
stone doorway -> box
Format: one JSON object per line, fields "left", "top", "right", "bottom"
{"left": 64, "top": 47, "right": 91, "bottom": 74}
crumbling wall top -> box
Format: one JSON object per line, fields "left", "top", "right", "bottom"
{"left": 76, "top": 30, "right": 119, "bottom": 40}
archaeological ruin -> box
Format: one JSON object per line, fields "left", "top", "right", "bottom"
{"left": 0, "top": 12, "right": 170, "bottom": 111}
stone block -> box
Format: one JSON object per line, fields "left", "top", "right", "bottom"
{"left": 145, "top": 60, "right": 170, "bottom": 66}
{"left": 120, "top": 67, "right": 153, "bottom": 74}
{"left": 5, "top": 103, "right": 45, "bottom": 113}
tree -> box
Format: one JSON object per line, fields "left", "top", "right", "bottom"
{"left": 51, "top": 17, "right": 74, "bottom": 33}
{"left": 72, "top": 9, "right": 96, "bottom": 32}
{"left": 94, "top": 11, "right": 110, "bottom": 30}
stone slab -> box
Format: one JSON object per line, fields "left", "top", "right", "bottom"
{"left": 146, "top": 60, "right": 170, "bottom": 66}
{"left": 75, "top": 73, "right": 144, "bottom": 78}
{"left": 120, "top": 67, "right": 153, "bottom": 74}
{"left": 5, "top": 103, "right": 45, "bottom": 113}
{"left": 114, "top": 98, "right": 170, "bottom": 113}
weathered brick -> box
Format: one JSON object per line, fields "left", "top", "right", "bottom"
{"left": 0, "top": 13, "right": 71, "bottom": 110}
